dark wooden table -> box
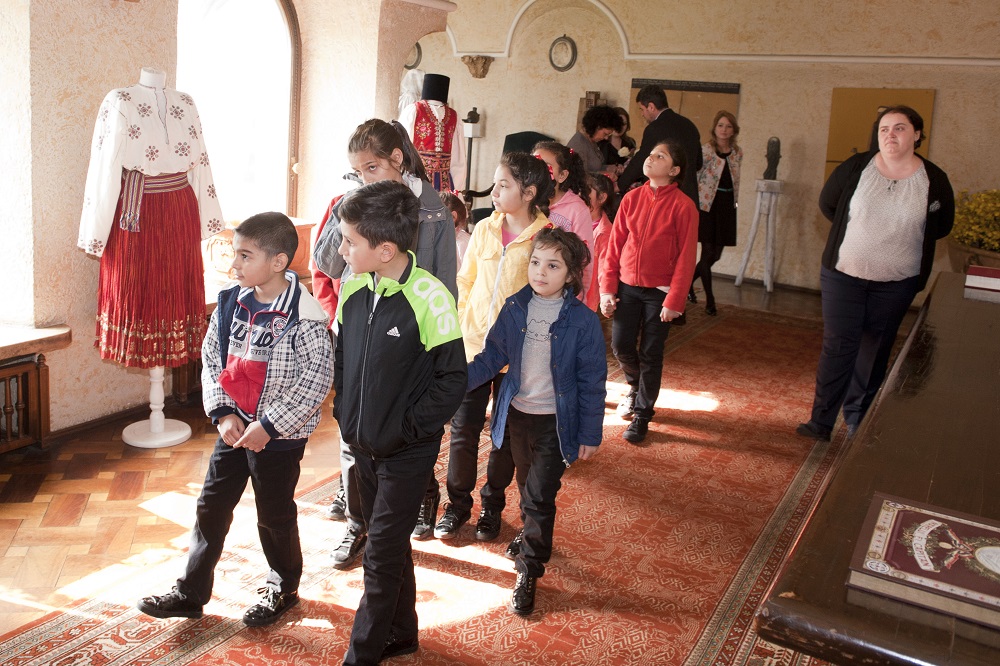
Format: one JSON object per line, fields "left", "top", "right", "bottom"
{"left": 756, "top": 271, "right": 1000, "bottom": 665}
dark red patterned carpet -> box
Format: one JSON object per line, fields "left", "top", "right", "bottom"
{"left": 0, "top": 306, "right": 835, "bottom": 665}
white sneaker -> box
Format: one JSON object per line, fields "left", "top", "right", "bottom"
{"left": 616, "top": 391, "right": 636, "bottom": 420}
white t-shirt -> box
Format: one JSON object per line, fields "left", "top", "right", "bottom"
{"left": 836, "top": 161, "right": 928, "bottom": 282}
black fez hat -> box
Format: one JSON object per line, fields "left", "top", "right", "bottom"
{"left": 421, "top": 74, "right": 450, "bottom": 103}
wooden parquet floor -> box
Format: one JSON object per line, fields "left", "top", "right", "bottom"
{"left": 0, "top": 397, "right": 343, "bottom": 636}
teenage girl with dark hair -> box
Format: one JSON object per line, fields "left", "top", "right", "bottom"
{"left": 585, "top": 173, "right": 616, "bottom": 311}
{"left": 434, "top": 152, "right": 553, "bottom": 543}
{"left": 532, "top": 141, "right": 595, "bottom": 307}
{"left": 600, "top": 140, "right": 699, "bottom": 445}
{"left": 439, "top": 190, "right": 471, "bottom": 269}
{"left": 312, "top": 117, "right": 458, "bottom": 565}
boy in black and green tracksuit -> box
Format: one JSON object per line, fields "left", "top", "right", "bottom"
{"left": 333, "top": 180, "right": 466, "bottom": 665}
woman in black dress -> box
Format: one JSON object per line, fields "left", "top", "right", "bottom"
{"left": 690, "top": 110, "right": 742, "bottom": 316}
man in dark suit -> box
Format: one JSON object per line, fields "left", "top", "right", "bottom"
{"left": 618, "top": 85, "right": 702, "bottom": 204}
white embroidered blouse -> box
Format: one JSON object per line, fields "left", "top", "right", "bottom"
{"left": 78, "top": 84, "right": 224, "bottom": 257}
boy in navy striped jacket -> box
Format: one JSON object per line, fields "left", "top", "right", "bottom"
{"left": 138, "top": 212, "right": 332, "bottom": 627}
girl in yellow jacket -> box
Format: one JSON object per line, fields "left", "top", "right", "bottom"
{"left": 431, "top": 152, "right": 553, "bottom": 543}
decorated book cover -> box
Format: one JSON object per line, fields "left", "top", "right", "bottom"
{"left": 847, "top": 493, "right": 1000, "bottom": 629}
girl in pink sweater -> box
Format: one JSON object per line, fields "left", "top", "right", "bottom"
{"left": 533, "top": 141, "right": 594, "bottom": 303}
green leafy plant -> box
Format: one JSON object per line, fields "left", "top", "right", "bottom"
{"left": 952, "top": 189, "right": 1000, "bottom": 253}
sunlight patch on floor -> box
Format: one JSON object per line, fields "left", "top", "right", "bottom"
{"left": 606, "top": 380, "right": 720, "bottom": 414}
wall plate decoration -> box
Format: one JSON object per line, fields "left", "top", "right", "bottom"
{"left": 404, "top": 42, "right": 422, "bottom": 70}
{"left": 549, "top": 35, "right": 577, "bottom": 72}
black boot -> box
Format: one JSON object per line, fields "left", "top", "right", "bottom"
{"left": 509, "top": 572, "right": 536, "bottom": 615}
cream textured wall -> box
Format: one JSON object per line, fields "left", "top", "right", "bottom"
{"left": 295, "top": 0, "right": 382, "bottom": 219}
{"left": 420, "top": 0, "right": 1000, "bottom": 294}
{"left": 26, "top": 0, "right": 178, "bottom": 430}
{"left": 8, "top": 0, "right": 994, "bottom": 431}
{"left": 1, "top": 1, "right": 33, "bottom": 327}
{"left": 293, "top": 0, "right": 448, "bottom": 223}
{"left": 610, "top": 0, "right": 999, "bottom": 58}
{"left": 7, "top": 0, "right": 451, "bottom": 431}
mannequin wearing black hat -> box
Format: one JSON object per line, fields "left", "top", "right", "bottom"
{"left": 398, "top": 73, "right": 465, "bottom": 192}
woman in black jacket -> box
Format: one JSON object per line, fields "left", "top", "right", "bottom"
{"left": 797, "top": 105, "right": 954, "bottom": 441}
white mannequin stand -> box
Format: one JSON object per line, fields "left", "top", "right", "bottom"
{"left": 120, "top": 66, "right": 192, "bottom": 449}
{"left": 122, "top": 366, "right": 192, "bottom": 448}
{"left": 735, "top": 179, "right": 783, "bottom": 292}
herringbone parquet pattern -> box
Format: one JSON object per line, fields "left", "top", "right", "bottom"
{"left": 0, "top": 397, "right": 342, "bottom": 636}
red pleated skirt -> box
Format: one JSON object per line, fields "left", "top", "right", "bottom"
{"left": 96, "top": 182, "right": 206, "bottom": 368}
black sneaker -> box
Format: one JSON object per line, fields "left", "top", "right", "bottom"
{"left": 475, "top": 508, "right": 502, "bottom": 542}
{"left": 331, "top": 527, "right": 366, "bottom": 570}
{"left": 136, "top": 586, "right": 203, "bottom": 619}
{"left": 381, "top": 632, "right": 419, "bottom": 660}
{"left": 622, "top": 416, "right": 649, "bottom": 444}
{"left": 411, "top": 490, "right": 439, "bottom": 540}
{"left": 242, "top": 587, "right": 299, "bottom": 627}
{"left": 433, "top": 503, "right": 470, "bottom": 540}
{"left": 795, "top": 421, "right": 832, "bottom": 442}
{"left": 326, "top": 483, "right": 347, "bottom": 521}
{"left": 504, "top": 529, "right": 523, "bottom": 561}
{"left": 509, "top": 572, "right": 536, "bottom": 616}
{"left": 615, "top": 390, "right": 636, "bottom": 420}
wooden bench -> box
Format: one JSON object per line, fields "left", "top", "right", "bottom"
{"left": 0, "top": 325, "right": 72, "bottom": 453}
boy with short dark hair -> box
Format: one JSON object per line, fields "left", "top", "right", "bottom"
{"left": 334, "top": 180, "right": 466, "bottom": 664}
{"left": 137, "top": 211, "right": 333, "bottom": 627}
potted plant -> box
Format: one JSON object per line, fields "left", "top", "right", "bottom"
{"left": 947, "top": 189, "right": 1000, "bottom": 272}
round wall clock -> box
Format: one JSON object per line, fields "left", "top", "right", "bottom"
{"left": 404, "top": 43, "right": 422, "bottom": 70}
{"left": 549, "top": 35, "right": 577, "bottom": 72}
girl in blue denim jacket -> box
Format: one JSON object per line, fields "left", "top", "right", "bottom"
{"left": 467, "top": 226, "right": 607, "bottom": 616}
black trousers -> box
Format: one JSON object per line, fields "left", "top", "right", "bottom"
{"left": 611, "top": 283, "right": 673, "bottom": 419}
{"left": 340, "top": 436, "right": 439, "bottom": 534}
{"left": 343, "top": 448, "right": 437, "bottom": 666}
{"left": 444, "top": 373, "right": 505, "bottom": 516}
{"left": 507, "top": 408, "right": 566, "bottom": 578}
{"left": 693, "top": 242, "right": 725, "bottom": 305}
{"left": 338, "top": 437, "right": 365, "bottom": 532}
{"left": 177, "top": 436, "right": 304, "bottom": 605}
{"left": 809, "top": 266, "right": 919, "bottom": 430}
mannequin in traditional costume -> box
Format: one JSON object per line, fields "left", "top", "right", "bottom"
{"left": 79, "top": 67, "right": 223, "bottom": 446}
{"left": 398, "top": 73, "right": 465, "bottom": 192}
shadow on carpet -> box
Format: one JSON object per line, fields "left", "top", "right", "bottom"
{"left": 1, "top": 306, "right": 835, "bottom": 666}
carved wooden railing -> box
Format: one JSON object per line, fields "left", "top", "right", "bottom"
{"left": 0, "top": 325, "right": 71, "bottom": 454}
{"left": 0, "top": 355, "right": 49, "bottom": 454}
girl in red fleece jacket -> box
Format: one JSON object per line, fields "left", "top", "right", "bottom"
{"left": 599, "top": 140, "right": 699, "bottom": 444}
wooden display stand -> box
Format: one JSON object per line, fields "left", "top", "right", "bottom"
{"left": 734, "top": 179, "right": 782, "bottom": 292}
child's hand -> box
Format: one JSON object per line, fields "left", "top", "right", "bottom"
{"left": 661, "top": 307, "right": 682, "bottom": 322}
{"left": 600, "top": 294, "right": 618, "bottom": 317}
{"left": 233, "top": 421, "right": 270, "bottom": 452}
{"left": 577, "top": 445, "right": 599, "bottom": 461}
{"left": 217, "top": 414, "right": 245, "bottom": 446}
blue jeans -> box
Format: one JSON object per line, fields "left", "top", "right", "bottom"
{"left": 810, "top": 266, "right": 919, "bottom": 430}
{"left": 177, "top": 436, "right": 304, "bottom": 605}
{"left": 343, "top": 448, "right": 437, "bottom": 666}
